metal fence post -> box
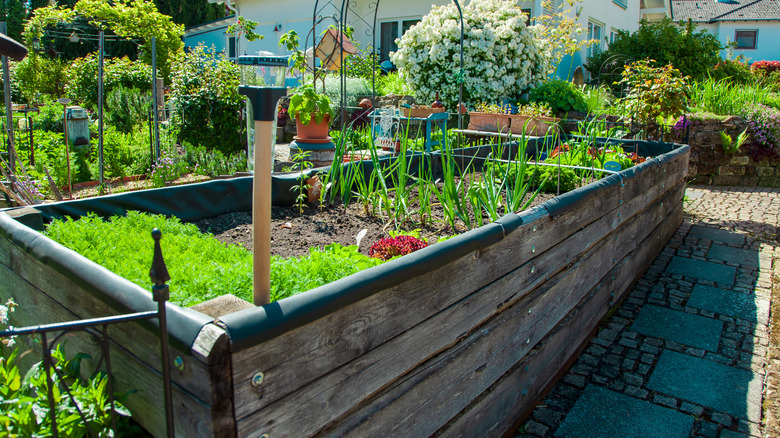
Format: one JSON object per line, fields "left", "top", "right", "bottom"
{"left": 150, "top": 228, "right": 174, "bottom": 438}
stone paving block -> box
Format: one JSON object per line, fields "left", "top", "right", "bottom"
{"left": 719, "top": 429, "right": 747, "bottom": 438}
{"left": 525, "top": 420, "right": 549, "bottom": 436}
{"left": 688, "top": 225, "right": 746, "bottom": 246}
{"left": 666, "top": 256, "right": 737, "bottom": 285}
{"left": 680, "top": 401, "right": 703, "bottom": 416}
{"left": 687, "top": 284, "right": 770, "bottom": 325}
{"left": 631, "top": 305, "right": 724, "bottom": 351}
{"left": 707, "top": 244, "right": 759, "bottom": 268}
{"left": 646, "top": 350, "right": 762, "bottom": 422}
{"left": 554, "top": 385, "right": 693, "bottom": 438}
{"left": 698, "top": 421, "right": 718, "bottom": 438}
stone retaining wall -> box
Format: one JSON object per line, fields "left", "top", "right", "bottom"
{"left": 686, "top": 116, "right": 780, "bottom": 187}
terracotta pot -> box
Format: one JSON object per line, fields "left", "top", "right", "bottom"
{"left": 295, "top": 114, "right": 331, "bottom": 140}
{"left": 509, "top": 114, "right": 560, "bottom": 136}
{"left": 381, "top": 141, "right": 402, "bottom": 153}
{"left": 467, "top": 112, "right": 511, "bottom": 133}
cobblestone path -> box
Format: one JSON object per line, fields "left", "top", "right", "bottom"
{"left": 518, "top": 186, "right": 779, "bottom": 438}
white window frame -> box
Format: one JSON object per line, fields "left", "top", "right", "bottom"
{"left": 588, "top": 20, "right": 604, "bottom": 58}
{"left": 379, "top": 17, "right": 421, "bottom": 62}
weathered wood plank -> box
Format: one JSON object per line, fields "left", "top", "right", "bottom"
{"left": 0, "top": 262, "right": 220, "bottom": 437}
{"left": 191, "top": 323, "right": 237, "bottom": 438}
{"left": 0, "top": 235, "right": 214, "bottom": 399}
{"left": 307, "top": 186, "right": 683, "bottom": 438}
{"left": 230, "top": 154, "right": 687, "bottom": 419}
{"left": 235, "top": 181, "right": 685, "bottom": 437}
{"left": 436, "top": 201, "right": 683, "bottom": 437}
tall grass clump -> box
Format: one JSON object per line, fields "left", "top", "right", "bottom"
{"left": 689, "top": 78, "right": 774, "bottom": 116}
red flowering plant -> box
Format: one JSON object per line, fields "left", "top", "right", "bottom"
{"left": 277, "top": 106, "right": 290, "bottom": 128}
{"left": 751, "top": 60, "right": 780, "bottom": 76}
{"left": 368, "top": 235, "right": 429, "bottom": 261}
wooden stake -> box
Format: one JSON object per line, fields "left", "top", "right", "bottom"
{"left": 0, "top": 180, "right": 26, "bottom": 206}
{"left": 253, "top": 120, "right": 273, "bottom": 306}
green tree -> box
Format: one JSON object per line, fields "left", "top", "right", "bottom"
{"left": 154, "top": 0, "right": 226, "bottom": 28}
{"left": 586, "top": 18, "right": 723, "bottom": 84}
{"left": 0, "top": 0, "right": 26, "bottom": 41}
{"left": 24, "top": 0, "right": 184, "bottom": 79}
{"left": 168, "top": 44, "right": 244, "bottom": 154}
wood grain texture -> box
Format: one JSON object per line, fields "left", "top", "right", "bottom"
{"left": 234, "top": 179, "right": 685, "bottom": 436}
{"left": 436, "top": 201, "right": 683, "bottom": 437}
{"left": 0, "top": 236, "right": 213, "bottom": 397}
{"left": 0, "top": 261, "right": 219, "bottom": 437}
{"left": 230, "top": 152, "right": 687, "bottom": 422}
{"left": 309, "top": 185, "right": 683, "bottom": 438}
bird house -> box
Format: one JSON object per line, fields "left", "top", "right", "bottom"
{"left": 315, "top": 28, "right": 358, "bottom": 71}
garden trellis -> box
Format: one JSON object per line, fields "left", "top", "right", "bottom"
{"left": 31, "top": 25, "right": 161, "bottom": 188}
{"left": 306, "top": 0, "right": 464, "bottom": 131}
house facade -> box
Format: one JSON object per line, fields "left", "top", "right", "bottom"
{"left": 186, "top": 0, "right": 642, "bottom": 76}
{"left": 639, "top": 0, "right": 780, "bottom": 62}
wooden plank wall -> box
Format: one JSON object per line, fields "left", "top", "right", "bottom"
{"left": 232, "top": 148, "right": 689, "bottom": 437}
{"left": 0, "top": 226, "right": 234, "bottom": 437}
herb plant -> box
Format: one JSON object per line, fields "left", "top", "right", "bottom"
{"left": 44, "top": 212, "right": 384, "bottom": 305}
{"left": 288, "top": 84, "right": 335, "bottom": 126}
{"left": 528, "top": 79, "right": 587, "bottom": 116}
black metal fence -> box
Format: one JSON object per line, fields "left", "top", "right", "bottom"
{"left": 0, "top": 229, "right": 175, "bottom": 438}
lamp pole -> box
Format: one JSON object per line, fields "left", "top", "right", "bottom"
{"left": 57, "top": 98, "right": 73, "bottom": 199}
{"left": 239, "top": 85, "right": 287, "bottom": 306}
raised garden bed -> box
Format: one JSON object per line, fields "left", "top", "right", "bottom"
{"left": 0, "top": 140, "right": 689, "bottom": 437}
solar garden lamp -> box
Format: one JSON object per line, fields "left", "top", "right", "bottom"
{"left": 57, "top": 97, "right": 73, "bottom": 199}
{"left": 238, "top": 55, "right": 288, "bottom": 306}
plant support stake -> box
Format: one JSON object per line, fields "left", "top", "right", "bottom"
{"left": 239, "top": 85, "right": 286, "bottom": 305}
{"left": 1, "top": 22, "right": 15, "bottom": 172}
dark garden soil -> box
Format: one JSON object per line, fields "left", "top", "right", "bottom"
{"left": 192, "top": 191, "right": 558, "bottom": 259}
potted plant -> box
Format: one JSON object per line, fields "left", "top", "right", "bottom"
{"left": 468, "top": 102, "right": 512, "bottom": 133}
{"left": 510, "top": 102, "right": 559, "bottom": 136}
{"left": 288, "top": 84, "right": 335, "bottom": 140}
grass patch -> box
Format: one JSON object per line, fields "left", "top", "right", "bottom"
{"left": 45, "top": 211, "right": 382, "bottom": 306}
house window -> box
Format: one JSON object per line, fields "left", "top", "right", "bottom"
{"left": 379, "top": 19, "right": 421, "bottom": 62}
{"left": 609, "top": 29, "right": 619, "bottom": 45}
{"left": 228, "top": 36, "right": 236, "bottom": 59}
{"left": 588, "top": 21, "right": 603, "bottom": 57}
{"left": 521, "top": 8, "right": 532, "bottom": 26}
{"left": 544, "top": 0, "right": 562, "bottom": 15}
{"left": 613, "top": 0, "right": 627, "bottom": 8}
{"left": 735, "top": 30, "right": 757, "bottom": 50}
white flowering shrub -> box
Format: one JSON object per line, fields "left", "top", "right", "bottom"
{"left": 391, "top": 0, "right": 549, "bottom": 109}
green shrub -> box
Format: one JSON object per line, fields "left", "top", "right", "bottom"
{"left": 528, "top": 79, "right": 587, "bottom": 116}
{"left": 377, "top": 71, "right": 415, "bottom": 96}
{"left": 12, "top": 53, "right": 67, "bottom": 102}
{"left": 708, "top": 59, "right": 753, "bottom": 84}
{"left": 97, "top": 124, "right": 155, "bottom": 179}
{"left": 105, "top": 86, "right": 151, "bottom": 133}
{"left": 184, "top": 145, "right": 247, "bottom": 177}
{"left": 527, "top": 165, "right": 579, "bottom": 193}
{"left": 615, "top": 60, "right": 690, "bottom": 125}
{"left": 586, "top": 18, "right": 723, "bottom": 84}
{"left": 488, "top": 161, "right": 579, "bottom": 193}
{"left": 344, "top": 47, "right": 381, "bottom": 80}
{"left": 168, "top": 45, "right": 244, "bottom": 155}
{"left": 65, "top": 54, "right": 152, "bottom": 109}
{"left": 0, "top": 345, "right": 134, "bottom": 436}
{"left": 32, "top": 96, "right": 66, "bottom": 131}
